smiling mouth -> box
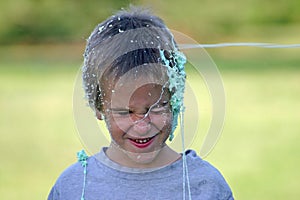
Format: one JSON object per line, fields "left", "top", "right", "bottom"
{"left": 129, "top": 135, "right": 157, "bottom": 148}
{"left": 133, "top": 138, "right": 152, "bottom": 144}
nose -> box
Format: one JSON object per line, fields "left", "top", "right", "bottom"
{"left": 131, "top": 113, "right": 151, "bottom": 134}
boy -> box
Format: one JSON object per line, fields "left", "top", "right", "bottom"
{"left": 48, "top": 6, "right": 233, "bottom": 200}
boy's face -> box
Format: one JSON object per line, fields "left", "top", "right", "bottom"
{"left": 101, "top": 77, "right": 173, "bottom": 158}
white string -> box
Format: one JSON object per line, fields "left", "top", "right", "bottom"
{"left": 178, "top": 43, "right": 300, "bottom": 49}
{"left": 180, "top": 111, "right": 186, "bottom": 200}
{"left": 176, "top": 41, "right": 300, "bottom": 200}
{"left": 180, "top": 107, "right": 192, "bottom": 200}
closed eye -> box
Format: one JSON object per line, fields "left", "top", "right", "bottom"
{"left": 150, "top": 101, "right": 171, "bottom": 114}
{"left": 110, "top": 109, "right": 131, "bottom": 116}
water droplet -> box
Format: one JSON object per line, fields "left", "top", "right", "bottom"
{"left": 108, "top": 24, "right": 113, "bottom": 28}
{"left": 98, "top": 26, "right": 104, "bottom": 32}
{"left": 111, "top": 90, "right": 115, "bottom": 93}
{"left": 156, "top": 36, "right": 160, "bottom": 39}
{"left": 130, "top": 40, "right": 134, "bottom": 43}
{"left": 118, "top": 28, "right": 124, "bottom": 33}
{"left": 118, "top": 16, "right": 121, "bottom": 21}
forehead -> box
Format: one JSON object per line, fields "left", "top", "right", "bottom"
{"left": 100, "top": 63, "right": 170, "bottom": 108}
{"left": 105, "top": 79, "right": 170, "bottom": 107}
{"left": 101, "top": 63, "right": 168, "bottom": 92}
{"left": 103, "top": 81, "right": 170, "bottom": 109}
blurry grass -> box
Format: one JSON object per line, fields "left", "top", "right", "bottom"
{"left": 0, "top": 44, "right": 300, "bottom": 199}
{"left": 0, "top": 45, "right": 83, "bottom": 199}
{"left": 208, "top": 70, "right": 300, "bottom": 199}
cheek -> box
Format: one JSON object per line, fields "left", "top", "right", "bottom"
{"left": 104, "top": 116, "right": 118, "bottom": 133}
{"left": 105, "top": 115, "right": 131, "bottom": 134}
{"left": 150, "top": 113, "right": 173, "bottom": 131}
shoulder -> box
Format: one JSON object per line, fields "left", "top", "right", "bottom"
{"left": 186, "top": 150, "right": 234, "bottom": 199}
{"left": 186, "top": 150, "right": 225, "bottom": 179}
{"left": 185, "top": 150, "right": 226, "bottom": 179}
{"left": 56, "top": 160, "right": 85, "bottom": 183}
{"left": 48, "top": 154, "right": 99, "bottom": 200}
{"left": 47, "top": 161, "right": 82, "bottom": 200}
{"left": 54, "top": 150, "right": 100, "bottom": 185}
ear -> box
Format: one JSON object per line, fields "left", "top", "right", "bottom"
{"left": 95, "top": 109, "right": 105, "bottom": 120}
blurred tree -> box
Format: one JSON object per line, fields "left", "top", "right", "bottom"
{"left": 0, "top": 0, "right": 135, "bottom": 44}
{"left": 0, "top": 0, "right": 298, "bottom": 44}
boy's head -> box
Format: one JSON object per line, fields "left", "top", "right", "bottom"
{"left": 82, "top": 6, "right": 186, "bottom": 157}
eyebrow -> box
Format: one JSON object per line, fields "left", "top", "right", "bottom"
{"left": 109, "top": 98, "right": 169, "bottom": 111}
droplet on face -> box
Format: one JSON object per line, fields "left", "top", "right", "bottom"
{"left": 148, "top": 92, "right": 152, "bottom": 96}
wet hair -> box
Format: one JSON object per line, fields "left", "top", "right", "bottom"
{"left": 82, "top": 6, "right": 184, "bottom": 113}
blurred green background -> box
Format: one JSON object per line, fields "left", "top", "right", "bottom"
{"left": 0, "top": 0, "right": 299, "bottom": 199}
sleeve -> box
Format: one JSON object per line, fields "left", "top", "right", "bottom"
{"left": 227, "top": 194, "right": 235, "bottom": 200}
{"left": 47, "top": 185, "right": 59, "bottom": 200}
{"left": 195, "top": 179, "right": 234, "bottom": 200}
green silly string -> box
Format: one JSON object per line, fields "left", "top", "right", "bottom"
{"left": 159, "top": 49, "right": 186, "bottom": 141}
{"left": 77, "top": 150, "right": 89, "bottom": 200}
{"left": 160, "top": 49, "right": 191, "bottom": 199}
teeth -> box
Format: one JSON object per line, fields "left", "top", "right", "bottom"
{"left": 134, "top": 138, "right": 151, "bottom": 144}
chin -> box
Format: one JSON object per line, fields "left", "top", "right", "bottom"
{"left": 124, "top": 148, "right": 162, "bottom": 166}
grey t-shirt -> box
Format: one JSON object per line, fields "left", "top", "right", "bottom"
{"left": 48, "top": 148, "right": 233, "bottom": 200}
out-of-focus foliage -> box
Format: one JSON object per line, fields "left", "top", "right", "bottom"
{"left": 0, "top": 0, "right": 299, "bottom": 44}
{"left": 0, "top": 0, "right": 133, "bottom": 44}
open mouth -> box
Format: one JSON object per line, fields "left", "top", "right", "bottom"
{"left": 133, "top": 137, "right": 152, "bottom": 144}
{"left": 129, "top": 135, "right": 156, "bottom": 148}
